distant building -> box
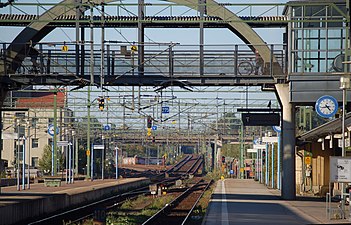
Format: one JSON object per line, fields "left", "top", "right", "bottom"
{"left": 1, "top": 90, "right": 73, "bottom": 170}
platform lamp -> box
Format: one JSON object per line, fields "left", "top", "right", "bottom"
{"left": 72, "top": 130, "right": 77, "bottom": 178}
{"left": 26, "top": 119, "right": 31, "bottom": 190}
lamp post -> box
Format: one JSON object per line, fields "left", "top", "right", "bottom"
{"left": 115, "top": 146, "right": 118, "bottom": 180}
{"left": 340, "top": 76, "right": 350, "bottom": 214}
{"left": 27, "top": 119, "right": 31, "bottom": 189}
{"left": 72, "top": 130, "right": 76, "bottom": 183}
{"left": 102, "top": 135, "right": 105, "bottom": 180}
{"left": 21, "top": 136, "right": 25, "bottom": 190}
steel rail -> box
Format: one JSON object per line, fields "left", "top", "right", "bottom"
{"left": 181, "top": 180, "right": 213, "bottom": 225}
{"left": 141, "top": 179, "right": 210, "bottom": 225}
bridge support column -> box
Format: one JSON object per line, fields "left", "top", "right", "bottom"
{"left": 275, "top": 83, "right": 296, "bottom": 200}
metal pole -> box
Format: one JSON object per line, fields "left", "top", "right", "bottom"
{"left": 115, "top": 147, "right": 118, "bottom": 180}
{"left": 341, "top": 83, "right": 347, "bottom": 213}
{"left": 271, "top": 142, "right": 274, "bottom": 188}
{"left": 257, "top": 149, "right": 260, "bottom": 182}
{"left": 69, "top": 142, "right": 72, "bottom": 184}
{"left": 277, "top": 133, "right": 281, "bottom": 190}
{"left": 75, "top": 0, "right": 80, "bottom": 78}
{"left": 71, "top": 138, "right": 75, "bottom": 183}
{"left": 102, "top": 137, "right": 104, "bottom": 180}
{"left": 100, "top": 0, "right": 105, "bottom": 90}
{"left": 215, "top": 97, "right": 219, "bottom": 170}
{"left": 51, "top": 143, "right": 54, "bottom": 176}
{"left": 87, "top": 4, "right": 93, "bottom": 179}
{"left": 256, "top": 149, "right": 260, "bottom": 180}
{"left": 17, "top": 121, "right": 20, "bottom": 191}
{"left": 138, "top": 0, "right": 145, "bottom": 77}
{"left": 53, "top": 91, "right": 58, "bottom": 176}
{"left": 75, "top": 133, "right": 78, "bottom": 176}
{"left": 22, "top": 137, "right": 25, "bottom": 190}
{"left": 240, "top": 120, "right": 244, "bottom": 179}
{"left": 265, "top": 143, "right": 268, "bottom": 186}
{"left": 91, "top": 143, "right": 94, "bottom": 181}
{"left": 199, "top": 0, "right": 204, "bottom": 80}
{"left": 27, "top": 121, "right": 30, "bottom": 189}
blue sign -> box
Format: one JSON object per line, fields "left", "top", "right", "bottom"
{"left": 272, "top": 126, "right": 281, "bottom": 133}
{"left": 104, "top": 125, "right": 111, "bottom": 131}
{"left": 253, "top": 138, "right": 260, "bottom": 145}
{"left": 48, "top": 124, "right": 59, "bottom": 137}
{"left": 152, "top": 125, "right": 157, "bottom": 131}
{"left": 162, "top": 106, "right": 170, "bottom": 114}
{"left": 230, "top": 170, "right": 234, "bottom": 174}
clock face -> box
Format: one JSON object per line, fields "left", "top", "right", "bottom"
{"left": 272, "top": 126, "right": 281, "bottom": 133}
{"left": 315, "top": 95, "right": 338, "bottom": 118}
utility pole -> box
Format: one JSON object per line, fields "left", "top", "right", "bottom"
{"left": 53, "top": 90, "right": 58, "bottom": 176}
{"left": 240, "top": 119, "right": 244, "bottom": 179}
{"left": 87, "top": 3, "right": 94, "bottom": 179}
{"left": 199, "top": 0, "right": 204, "bottom": 82}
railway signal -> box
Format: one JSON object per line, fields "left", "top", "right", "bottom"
{"left": 147, "top": 116, "right": 152, "bottom": 128}
{"left": 98, "top": 98, "right": 105, "bottom": 111}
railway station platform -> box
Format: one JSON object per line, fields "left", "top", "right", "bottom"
{"left": 203, "top": 179, "right": 350, "bottom": 225}
{"left": 0, "top": 177, "right": 150, "bottom": 225}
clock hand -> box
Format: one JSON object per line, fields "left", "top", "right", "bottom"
{"left": 325, "top": 105, "right": 331, "bottom": 111}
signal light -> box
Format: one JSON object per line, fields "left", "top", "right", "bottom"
{"left": 99, "top": 98, "right": 105, "bottom": 111}
{"left": 262, "top": 150, "right": 266, "bottom": 165}
{"left": 152, "top": 136, "right": 156, "bottom": 143}
{"left": 147, "top": 116, "right": 152, "bottom": 128}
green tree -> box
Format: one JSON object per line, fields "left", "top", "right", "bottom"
{"left": 39, "top": 145, "right": 52, "bottom": 174}
{"left": 38, "top": 144, "right": 64, "bottom": 175}
{"left": 221, "top": 143, "right": 240, "bottom": 159}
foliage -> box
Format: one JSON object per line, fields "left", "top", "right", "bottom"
{"left": 38, "top": 144, "right": 64, "bottom": 174}
{"left": 123, "top": 144, "right": 145, "bottom": 157}
{"left": 295, "top": 106, "right": 329, "bottom": 136}
{"left": 221, "top": 143, "right": 240, "bottom": 159}
{"left": 206, "top": 169, "right": 222, "bottom": 181}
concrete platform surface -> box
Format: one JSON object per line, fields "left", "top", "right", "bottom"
{"left": 203, "top": 179, "right": 350, "bottom": 225}
{"left": 0, "top": 178, "right": 150, "bottom": 225}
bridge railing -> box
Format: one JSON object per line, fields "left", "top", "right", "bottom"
{"left": 1, "top": 42, "right": 287, "bottom": 81}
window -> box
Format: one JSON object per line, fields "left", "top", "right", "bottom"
{"left": 32, "top": 157, "right": 39, "bottom": 167}
{"left": 48, "top": 118, "right": 54, "bottom": 124}
{"left": 48, "top": 138, "right": 53, "bottom": 146}
{"left": 32, "top": 138, "right": 39, "bottom": 148}
{"left": 14, "top": 125, "right": 25, "bottom": 138}
{"left": 15, "top": 112, "right": 25, "bottom": 118}
{"left": 31, "top": 118, "right": 38, "bottom": 128}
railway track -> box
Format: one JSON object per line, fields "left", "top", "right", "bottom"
{"left": 25, "top": 154, "right": 205, "bottom": 225}
{"left": 142, "top": 178, "right": 213, "bottom": 225}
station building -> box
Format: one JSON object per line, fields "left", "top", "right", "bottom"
{"left": 284, "top": 0, "right": 349, "bottom": 195}
{"left": 1, "top": 91, "right": 69, "bottom": 172}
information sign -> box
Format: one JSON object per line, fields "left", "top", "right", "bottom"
{"left": 61, "top": 45, "right": 68, "bottom": 52}
{"left": 103, "top": 125, "right": 111, "bottom": 131}
{"left": 48, "top": 124, "right": 59, "bottom": 137}
{"left": 162, "top": 106, "right": 170, "bottom": 114}
{"left": 57, "top": 141, "right": 69, "bottom": 147}
{"left": 262, "top": 136, "right": 278, "bottom": 143}
{"left": 94, "top": 145, "right": 104, "bottom": 150}
{"left": 330, "top": 156, "right": 351, "bottom": 182}
{"left": 305, "top": 156, "right": 312, "bottom": 165}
